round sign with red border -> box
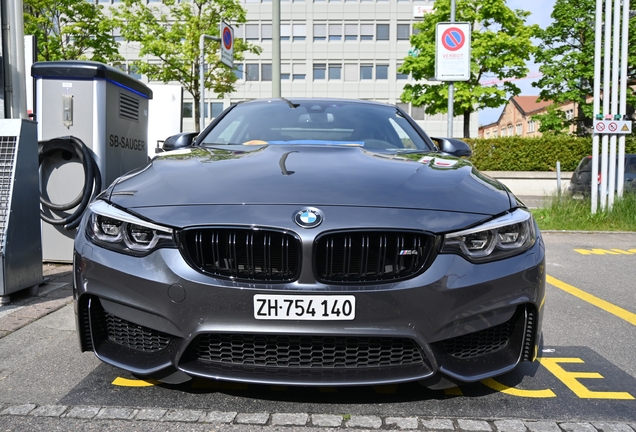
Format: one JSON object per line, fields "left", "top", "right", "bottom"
{"left": 608, "top": 122, "right": 618, "bottom": 132}
{"left": 223, "top": 26, "right": 233, "bottom": 50}
{"left": 441, "top": 27, "right": 466, "bottom": 51}
{"left": 596, "top": 122, "right": 605, "bottom": 132}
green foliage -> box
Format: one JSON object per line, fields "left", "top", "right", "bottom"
{"left": 23, "top": 0, "right": 121, "bottom": 62}
{"left": 533, "top": 0, "right": 636, "bottom": 133}
{"left": 465, "top": 136, "right": 636, "bottom": 171}
{"left": 532, "top": 105, "right": 569, "bottom": 135}
{"left": 400, "top": 0, "right": 538, "bottom": 137}
{"left": 112, "top": 0, "right": 262, "bottom": 131}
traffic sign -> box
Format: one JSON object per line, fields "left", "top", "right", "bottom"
{"left": 593, "top": 119, "right": 632, "bottom": 134}
{"left": 435, "top": 22, "right": 471, "bottom": 81}
{"left": 220, "top": 21, "right": 234, "bottom": 69}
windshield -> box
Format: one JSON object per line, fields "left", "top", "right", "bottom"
{"left": 198, "top": 100, "right": 435, "bottom": 152}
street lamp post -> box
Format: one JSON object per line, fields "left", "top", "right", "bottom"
{"left": 199, "top": 34, "right": 221, "bottom": 132}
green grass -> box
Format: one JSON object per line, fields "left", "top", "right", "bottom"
{"left": 532, "top": 192, "right": 636, "bottom": 231}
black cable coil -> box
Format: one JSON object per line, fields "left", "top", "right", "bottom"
{"left": 38, "top": 136, "right": 102, "bottom": 230}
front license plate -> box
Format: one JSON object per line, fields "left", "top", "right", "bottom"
{"left": 254, "top": 295, "right": 356, "bottom": 320}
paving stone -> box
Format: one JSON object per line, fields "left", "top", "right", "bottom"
{"left": 386, "top": 416, "right": 419, "bottom": 429}
{"left": 458, "top": 419, "right": 493, "bottom": 431}
{"left": 346, "top": 415, "right": 383, "bottom": 429}
{"left": 163, "top": 409, "right": 204, "bottom": 422}
{"left": 526, "top": 421, "right": 563, "bottom": 432}
{"left": 30, "top": 405, "right": 68, "bottom": 417}
{"left": 494, "top": 420, "right": 528, "bottom": 432}
{"left": 271, "top": 412, "right": 309, "bottom": 426}
{"left": 65, "top": 406, "right": 101, "bottom": 419}
{"left": 311, "top": 414, "right": 344, "bottom": 427}
{"left": 0, "top": 404, "right": 37, "bottom": 416}
{"left": 202, "top": 411, "right": 237, "bottom": 423}
{"left": 96, "top": 407, "right": 137, "bottom": 420}
{"left": 422, "top": 418, "right": 456, "bottom": 430}
{"left": 235, "top": 412, "right": 270, "bottom": 425}
{"left": 561, "top": 423, "right": 598, "bottom": 432}
{"left": 135, "top": 408, "right": 168, "bottom": 421}
{"left": 594, "top": 424, "right": 636, "bottom": 432}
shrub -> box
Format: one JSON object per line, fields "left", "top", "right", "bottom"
{"left": 464, "top": 136, "right": 636, "bottom": 171}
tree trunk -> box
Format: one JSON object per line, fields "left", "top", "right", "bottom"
{"left": 463, "top": 110, "right": 471, "bottom": 138}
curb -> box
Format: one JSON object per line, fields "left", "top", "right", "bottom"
{"left": 0, "top": 404, "right": 634, "bottom": 431}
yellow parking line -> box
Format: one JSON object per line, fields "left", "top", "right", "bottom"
{"left": 546, "top": 275, "right": 636, "bottom": 326}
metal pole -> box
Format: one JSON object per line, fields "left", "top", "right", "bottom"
{"left": 591, "top": 0, "right": 603, "bottom": 214}
{"left": 2, "top": 0, "right": 28, "bottom": 119}
{"left": 272, "top": 0, "right": 281, "bottom": 97}
{"left": 447, "top": 0, "right": 456, "bottom": 138}
{"left": 607, "top": 0, "right": 621, "bottom": 210}
{"left": 617, "top": 0, "right": 630, "bottom": 197}
{"left": 600, "top": 0, "right": 612, "bottom": 210}
{"left": 199, "top": 34, "right": 221, "bottom": 132}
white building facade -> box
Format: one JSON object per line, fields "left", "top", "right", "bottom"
{"left": 102, "top": 0, "right": 477, "bottom": 140}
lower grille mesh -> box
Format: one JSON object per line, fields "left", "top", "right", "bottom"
{"left": 187, "top": 334, "right": 425, "bottom": 368}
{"left": 103, "top": 312, "right": 171, "bottom": 353}
{"left": 441, "top": 318, "right": 514, "bottom": 359}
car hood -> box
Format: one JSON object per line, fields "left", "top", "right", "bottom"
{"left": 107, "top": 145, "right": 513, "bottom": 215}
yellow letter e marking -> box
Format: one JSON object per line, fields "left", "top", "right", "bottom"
{"left": 539, "top": 358, "right": 634, "bottom": 399}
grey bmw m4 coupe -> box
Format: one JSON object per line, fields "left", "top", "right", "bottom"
{"left": 74, "top": 98, "right": 545, "bottom": 388}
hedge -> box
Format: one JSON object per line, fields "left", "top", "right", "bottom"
{"left": 463, "top": 136, "right": 636, "bottom": 172}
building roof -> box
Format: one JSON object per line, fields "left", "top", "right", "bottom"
{"left": 511, "top": 96, "right": 552, "bottom": 115}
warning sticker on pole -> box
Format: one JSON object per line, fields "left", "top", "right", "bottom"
{"left": 593, "top": 120, "right": 632, "bottom": 134}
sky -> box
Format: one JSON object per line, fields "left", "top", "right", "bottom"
{"left": 477, "top": 0, "right": 557, "bottom": 125}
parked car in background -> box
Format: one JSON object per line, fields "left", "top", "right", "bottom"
{"left": 568, "top": 154, "right": 636, "bottom": 196}
{"left": 73, "top": 98, "right": 545, "bottom": 389}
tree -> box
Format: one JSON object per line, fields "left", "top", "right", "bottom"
{"left": 113, "top": 0, "right": 261, "bottom": 132}
{"left": 23, "top": 0, "right": 122, "bottom": 62}
{"left": 399, "top": 0, "right": 538, "bottom": 138}
{"left": 532, "top": 104, "right": 568, "bottom": 135}
{"left": 533, "top": 0, "right": 636, "bottom": 135}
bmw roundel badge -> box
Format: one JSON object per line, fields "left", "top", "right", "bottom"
{"left": 294, "top": 208, "right": 323, "bottom": 228}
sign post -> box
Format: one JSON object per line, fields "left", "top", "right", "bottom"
{"left": 199, "top": 22, "right": 234, "bottom": 131}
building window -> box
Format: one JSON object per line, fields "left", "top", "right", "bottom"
{"left": 313, "top": 63, "right": 326, "bottom": 80}
{"left": 314, "top": 24, "right": 326, "bottom": 41}
{"left": 485, "top": 131, "right": 490, "bottom": 138}
{"left": 528, "top": 120, "right": 536, "bottom": 133}
{"left": 396, "top": 64, "right": 408, "bottom": 80}
{"left": 565, "top": 109, "right": 574, "bottom": 120}
{"left": 182, "top": 102, "right": 193, "bottom": 118}
{"left": 281, "top": 24, "right": 291, "bottom": 41}
{"left": 360, "top": 23, "right": 374, "bottom": 41}
{"left": 234, "top": 63, "right": 244, "bottom": 80}
{"left": 261, "top": 24, "right": 272, "bottom": 41}
{"left": 261, "top": 63, "right": 272, "bottom": 81}
{"left": 293, "top": 63, "right": 306, "bottom": 80}
{"left": 376, "top": 64, "right": 388, "bottom": 80}
{"left": 246, "top": 63, "right": 259, "bottom": 81}
{"left": 344, "top": 64, "right": 357, "bottom": 81}
{"left": 376, "top": 24, "right": 389, "bottom": 41}
{"left": 329, "top": 23, "right": 342, "bottom": 41}
{"left": 507, "top": 125, "right": 513, "bottom": 135}
{"left": 411, "top": 105, "right": 425, "bottom": 120}
{"left": 344, "top": 24, "right": 357, "bottom": 41}
{"left": 293, "top": 24, "right": 306, "bottom": 41}
{"left": 329, "top": 64, "right": 342, "bottom": 80}
{"left": 360, "top": 64, "right": 373, "bottom": 80}
{"left": 397, "top": 24, "right": 410, "bottom": 40}
{"left": 245, "top": 24, "right": 259, "bottom": 41}
{"left": 516, "top": 123, "right": 522, "bottom": 135}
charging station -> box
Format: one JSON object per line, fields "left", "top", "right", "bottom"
{"left": 33, "top": 61, "right": 153, "bottom": 262}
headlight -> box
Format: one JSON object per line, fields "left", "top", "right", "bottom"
{"left": 85, "top": 200, "right": 175, "bottom": 256}
{"left": 441, "top": 209, "right": 536, "bottom": 263}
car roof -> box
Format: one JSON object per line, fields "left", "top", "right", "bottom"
{"left": 238, "top": 98, "right": 398, "bottom": 109}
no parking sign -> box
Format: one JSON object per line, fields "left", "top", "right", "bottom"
{"left": 435, "top": 22, "right": 471, "bottom": 81}
{"left": 220, "top": 21, "right": 234, "bottom": 69}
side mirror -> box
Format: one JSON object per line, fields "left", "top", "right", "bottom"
{"left": 431, "top": 137, "right": 472, "bottom": 157}
{"left": 162, "top": 132, "right": 197, "bottom": 152}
